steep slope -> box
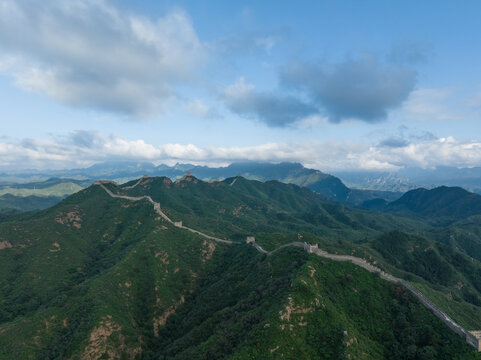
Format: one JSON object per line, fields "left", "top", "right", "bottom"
{"left": 146, "top": 246, "right": 477, "bottom": 360}
{"left": 0, "top": 184, "right": 228, "bottom": 359}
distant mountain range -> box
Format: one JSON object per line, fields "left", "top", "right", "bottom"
{"left": 334, "top": 166, "right": 481, "bottom": 194}
{"left": 0, "top": 162, "right": 402, "bottom": 212}
{"left": 5, "top": 161, "right": 481, "bottom": 214}
{"left": 5, "top": 162, "right": 481, "bottom": 194}
{"left": 0, "top": 178, "right": 92, "bottom": 213}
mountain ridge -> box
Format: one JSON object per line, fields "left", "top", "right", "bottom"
{"left": 2, "top": 175, "right": 481, "bottom": 358}
{"left": 0, "top": 162, "right": 403, "bottom": 209}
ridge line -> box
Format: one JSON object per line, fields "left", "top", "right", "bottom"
{"left": 96, "top": 181, "right": 232, "bottom": 244}
{"left": 251, "top": 240, "right": 481, "bottom": 351}
{"left": 94, "top": 179, "right": 480, "bottom": 351}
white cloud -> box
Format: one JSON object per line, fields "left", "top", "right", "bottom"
{"left": 294, "top": 115, "right": 329, "bottom": 128}
{"left": 3, "top": 132, "right": 481, "bottom": 172}
{"left": 0, "top": 0, "right": 205, "bottom": 116}
{"left": 184, "top": 100, "right": 216, "bottom": 118}
{"left": 396, "top": 86, "right": 481, "bottom": 122}
{"left": 399, "top": 88, "right": 460, "bottom": 121}
{"left": 224, "top": 77, "right": 255, "bottom": 98}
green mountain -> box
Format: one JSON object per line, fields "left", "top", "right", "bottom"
{"left": 0, "top": 178, "right": 91, "bottom": 213}
{"left": 0, "top": 162, "right": 402, "bottom": 207}
{"left": 387, "top": 186, "right": 481, "bottom": 224}
{"left": 0, "top": 178, "right": 91, "bottom": 210}
{"left": 0, "top": 194, "right": 63, "bottom": 213}
{"left": 1, "top": 176, "right": 480, "bottom": 359}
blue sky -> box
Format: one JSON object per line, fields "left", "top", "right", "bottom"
{"left": 1, "top": 0, "right": 481, "bottom": 171}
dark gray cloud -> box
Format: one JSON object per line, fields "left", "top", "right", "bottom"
{"left": 379, "top": 127, "right": 437, "bottom": 148}
{"left": 281, "top": 55, "right": 417, "bottom": 123}
{"left": 379, "top": 137, "right": 410, "bottom": 148}
{"left": 223, "top": 78, "right": 318, "bottom": 127}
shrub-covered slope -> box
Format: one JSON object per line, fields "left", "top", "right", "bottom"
{"left": 0, "top": 176, "right": 480, "bottom": 359}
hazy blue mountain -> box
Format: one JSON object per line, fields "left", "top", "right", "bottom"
{"left": 334, "top": 166, "right": 481, "bottom": 194}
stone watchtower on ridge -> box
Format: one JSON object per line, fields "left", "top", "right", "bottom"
{"left": 304, "top": 242, "right": 318, "bottom": 253}
{"left": 468, "top": 331, "right": 481, "bottom": 351}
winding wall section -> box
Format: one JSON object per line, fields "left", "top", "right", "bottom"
{"left": 94, "top": 179, "right": 480, "bottom": 351}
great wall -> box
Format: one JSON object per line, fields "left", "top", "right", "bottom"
{"left": 94, "top": 177, "right": 481, "bottom": 351}
{"left": 94, "top": 180, "right": 232, "bottom": 244}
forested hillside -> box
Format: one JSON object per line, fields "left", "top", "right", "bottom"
{"left": 1, "top": 176, "right": 480, "bottom": 359}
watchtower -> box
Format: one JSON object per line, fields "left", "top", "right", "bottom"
{"left": 246, "top": 236, "right": 255, "bottom": 244}
{"left": 468, "top": 331, "right": 481, "bottom": 351}
{"left": 304, "top": 242, "right": 318, "bottom": 254}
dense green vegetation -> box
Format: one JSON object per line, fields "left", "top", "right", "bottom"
{"left": 387, "top": 186, "right": 481, "bottom": 225}
{"left": 0, "top": 178, "right": 92, "bottom": 213}
{"left": 0, "top": 194, "right": 63, "bottom": 213}
{"left": 1, "top": 176, "right": 481, "bottom": 358}
{"left": 232, "top": 253, "right": 478, "bottom": 360}
{"left": 122, "top": 176, "right": 422, "bottom": 242}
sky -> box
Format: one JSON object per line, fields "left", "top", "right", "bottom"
{"left": 1, "top": 0, "right": 481, "bottom": 171}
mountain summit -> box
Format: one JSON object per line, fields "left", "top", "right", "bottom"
{"left": 388, "top": 186, "right": 481, "bottom": 224}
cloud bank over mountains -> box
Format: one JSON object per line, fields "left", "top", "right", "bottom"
{"left": 2, "top": 131, "right": 481, "bottom": 172}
